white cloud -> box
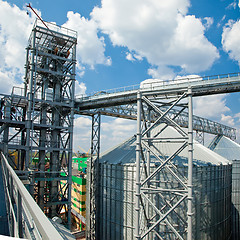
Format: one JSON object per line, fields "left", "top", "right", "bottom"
{"left": 75, "top": 81, "right": 87, "bottom": 96}
{"left": 221, "top": 114, "right": 235, "bottom": 126}
{"left": 126, "top": 52, "right": 135, "bottom": 61}
{"left": 226, "top": 2, "right": 237, "bottom": 9}
{"left": 101, "top": 118, "right": 136, "bottom": 151}
{"left": 126, "top": 51, "right": 143, "bottom": 61}
{"left": 0, "top": 1, "right": 36, "bottom": 94}
{"left": 234, "top": 112, "right": 240, "bottom": 123}
{"left": 168, "top": 15, "right": 219, "bottom": 72}
{"left": 73, "top": 116, "right": 136, "bottom": 153}
{"left": 0, "top": 71, "right": 23, "bottom": 95}
{"left": 92, "top": 0, "right": 219, "bottom": 75}
{"left": 147, "top": 66, "right": 175, "bottom": 80}
{"left": 202, "top": 17, "right": 214, "bottom": 30}
{"left": 222, "top": 19, "right": 240, "bottom": 66}
{"left": 193, "top": 94, "right": 230, "bottom": 119}
{"left": 217, "top": 15, "right": 226, "bottom": 28}
{"left": 134, "top": 54, "right": 143, "bottom": 61}
{"left": 0, "top": 1, "right": 35, "bottom": 73}
{"left": 73, "top": 116, "right": 92, "bottom": 151}
{"left": 62, "top": 11, "right": 111, "bottom": 75}
{"left": 239, "top": 0, "right": 240, "bottom": 8}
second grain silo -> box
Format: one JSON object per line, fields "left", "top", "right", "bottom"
{"left": 94, "top": 124, "right": 232, "bottom": 240}
{"left": 210, "top": 135, "right": 240, "bottom": 240}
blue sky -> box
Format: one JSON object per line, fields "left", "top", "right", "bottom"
{"left": 0, "top": 0, "right": 240, "bottom": 151}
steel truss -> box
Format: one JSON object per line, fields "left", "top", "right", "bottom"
{"left": 86, "top": 113, "right": 101, "bottom": 240}
{"left": 77, "top": 104, "right": 236, "bottom": 141}
{"left": 0, "top": 19, "right": 77, "bottom": 227}
{"left": 135, "top": 89, "right": 193, "bottom": 239}
{"left": 195, "top": 130, "right": 204, "bottom": 145}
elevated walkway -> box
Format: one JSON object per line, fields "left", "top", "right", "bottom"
{"left": 75, "top": 72, "right": 240, "bottom": 108}
{"left": 75, "top": 73, "right": 240, "bottom": 140}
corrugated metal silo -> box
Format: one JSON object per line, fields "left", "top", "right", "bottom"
{"left": 90, "top": 125, "right": 232, "bottom": 239}
{"left": 211, "top": 136, "right": 240, "bottom": 240}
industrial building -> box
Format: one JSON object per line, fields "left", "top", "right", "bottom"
{"left": 1, "top": 16, "right": 240, "bottom": 240}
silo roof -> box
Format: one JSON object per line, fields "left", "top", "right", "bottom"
{"left": 100, "top": 124, "right": 230, "bottom": 166}
{"left": 212, "top": 136, "right": 240, "bottom": 161}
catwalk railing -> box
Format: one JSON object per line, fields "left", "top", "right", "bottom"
{"left": 0, "top": 152, "right": 64, "bottom": 240}
{"left": 75, "top": 72, "right": 240, "bottom": 110}
{"left": 76, "top": 72, "right": 240, "bottom": 101}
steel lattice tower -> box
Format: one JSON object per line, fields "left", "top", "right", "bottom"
{"left": 0, "top": 20, "right": 77, "bottom": 226}
{"left": 25, "top": 20, "right": 77, "bottom": 224}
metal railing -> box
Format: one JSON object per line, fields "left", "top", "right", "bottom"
{"left": 75, "top": 72, "right": 240, "bottom": 101}
{"left": 34, "top": 19, "right": 77, "bottom": 39}
{"left": 0, "top": 152, "right": 64, "bottom": 240}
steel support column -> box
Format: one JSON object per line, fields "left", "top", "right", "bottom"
{"left": 135, "top": 90, "right": 193, "bottom": 239}
{"left": 135, "top": 91, "right": 142, "bottom": 239}
{"left": 187, "top": 88, "right": 193, "bottom": 240}
{"left": 25, "top": 28, "right": 36, "bottom": 171}
{"left": 87, "top": 112, "right": 101, "bottom": 240}
{"left": 67, "top": 43, "right": 76, "bottom": 230}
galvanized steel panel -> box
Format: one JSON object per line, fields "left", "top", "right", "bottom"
{"left": 213, "top": 136, "right": 240, "bottom": 240}
{"left": 96, "top": 163, "right": 232, "bottom": 240}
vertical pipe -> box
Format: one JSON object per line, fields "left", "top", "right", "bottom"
{"left": 135, "top": 91, "right": 141, "bottom": 240}
{"left": 26, "top": 28, "right": 36, "bottom": 170}
{"left": 50, "top": 69, "right": 61, "bottom": 218}
{"left": 67, "top": 43, "right": 76, "bottom": 229}
{"left": 19, "top": 46, "right": 30, "bottom": 171}
{"left": 187, "top": 87, "right": 193, "bottom": 240}
{"left": 38, "top": 76, "right": 48, "bottom": 211}
{"left": 24, "top": 47, "right": 30, "bottom": 97}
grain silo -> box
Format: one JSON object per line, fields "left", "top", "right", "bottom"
{"left": 210, "top": 135, "right": 240, "bottom": 240}
{"left": 93, "top": 125, "right": 232, "bottom": 240}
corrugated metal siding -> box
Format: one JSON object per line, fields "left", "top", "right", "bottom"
{"left": 99, "top": 164, "right": 135, "bottom": 240}
{"left": 98, "top": 163, "right": 232, "bottom": 240}
{"left": 232, "top": 160, "right": 240, "bottom": 240}
{"left": 212, "top": 136, "right": 240, "bottom": 240}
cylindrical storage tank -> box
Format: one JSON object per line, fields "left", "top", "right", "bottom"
{"left": 88, "top": 126, "right": 232, "bottom": 240}
{"left": 211, "top": 136, "right": 240, "bottom": 240}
